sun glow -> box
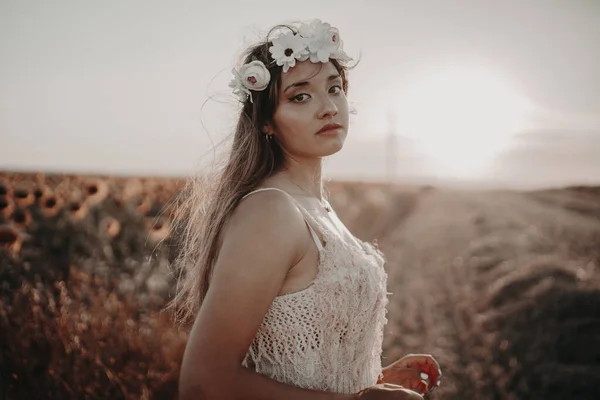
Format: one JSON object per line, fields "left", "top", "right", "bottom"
{"left": 396, "top": 65, "right": 534, "bottom": 178}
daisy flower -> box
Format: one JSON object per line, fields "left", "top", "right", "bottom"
{"left": 269, "top": 30, "right": 309, "bottom": 73}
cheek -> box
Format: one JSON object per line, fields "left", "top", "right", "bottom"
{"left": 274, "top": 105, "right": 313, "bottom": 137}
{"left": 337, "top": 97, "right": 349, "bottom": 120}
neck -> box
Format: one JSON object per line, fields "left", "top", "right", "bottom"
{"left": 280, "top": 157, "right": 324, "bottom": 200}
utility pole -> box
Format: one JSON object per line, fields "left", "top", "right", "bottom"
{"left": 385, "top": 109, "right": 398, "bottom": 183}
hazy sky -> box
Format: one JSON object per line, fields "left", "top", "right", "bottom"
{"left": 1, "top": 0, "right": 599, "bottom": 188}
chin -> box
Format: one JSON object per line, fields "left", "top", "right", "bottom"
{"left": 318, "top": 136, "right": 345, "bottom": 157}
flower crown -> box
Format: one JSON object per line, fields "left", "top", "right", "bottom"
{"left": 228, "top": 19, "right": 352, "bottom": 103}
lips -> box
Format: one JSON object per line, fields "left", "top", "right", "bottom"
{"left": 317, "top": 123, "right": 343, "bottom": 134}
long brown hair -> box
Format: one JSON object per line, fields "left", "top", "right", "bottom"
{"left": 168, "top": 23, "right": 356, "bottom": 325}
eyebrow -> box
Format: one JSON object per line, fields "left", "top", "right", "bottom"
{"left": 283, "top": 74, "right": 342, "bottom": 94}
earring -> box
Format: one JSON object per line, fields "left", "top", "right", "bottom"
{"left": 265, "top": 134, "right": 273, "bottom": 142}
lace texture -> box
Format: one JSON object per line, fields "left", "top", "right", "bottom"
{"left": 241, "top": 201, "right": 391, "bottom": 393}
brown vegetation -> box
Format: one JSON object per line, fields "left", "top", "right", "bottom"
{"left": 0, "top": 172, "right": 185, "bottom": 399}
{"left": 1, "top": 172, "right": 599, "bottom": 399}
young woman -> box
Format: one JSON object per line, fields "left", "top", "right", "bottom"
{"left": 171, "top": 19, "right": 442, "bottom": 400}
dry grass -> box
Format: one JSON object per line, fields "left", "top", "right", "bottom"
{"left": 1, "top": 272, "right": 185, "bottom": 399}
{"left": 404, "top": 189, "right": 600, "bottom": 399}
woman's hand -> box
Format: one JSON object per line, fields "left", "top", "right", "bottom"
{"left": 378, "top": 354, "right": 442, "bottom": 395}
{"left": 356, "top": 383, "right": 424, "bottom": 399}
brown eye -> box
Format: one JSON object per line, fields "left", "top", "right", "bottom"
{"left": 290, "top": 93, "right": 310, "bottom": 103}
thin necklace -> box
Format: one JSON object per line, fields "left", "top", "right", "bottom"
{"left": 281, "top": 176, "right": 332, "bottom": 213}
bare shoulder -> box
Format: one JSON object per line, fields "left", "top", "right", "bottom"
{"left": 225, "top": 188, "right": 308, "bottom": 251}
{"left": 212, "top": 188, "right": 311, "bottom": 295}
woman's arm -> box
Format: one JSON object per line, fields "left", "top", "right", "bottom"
{"left": 179, "top": 190, "right": 351, "bottom": 400}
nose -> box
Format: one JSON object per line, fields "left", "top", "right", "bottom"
{"left": 317, "top": 94, "right": 338, "bottom": 119}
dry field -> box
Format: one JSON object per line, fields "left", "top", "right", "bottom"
{"left": 1, "top": 172, "right": 599, "bottom": 399}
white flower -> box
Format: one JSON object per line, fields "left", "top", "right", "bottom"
{"left": 299, "top": 19, "right": 352, "bottom": 64}
{"left": 269, "top": 30, "right": 309, "bottom": 73}
{"left": 240, "top": 60, "right": 271, "bottom": 91}
{"left": 228, "top": 60, "right": 271, "bottom": 103}
{"left": 228, "top": 68, "right": 250, "bottom": 103}
{"left": 331, "top": 47, "right": 353, "bottom": 63}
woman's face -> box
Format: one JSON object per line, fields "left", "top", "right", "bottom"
{"left": 269, "top": 60, "right": 349, "bottom": 159}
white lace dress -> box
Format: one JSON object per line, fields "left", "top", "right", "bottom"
{"left": 240, "top": 188, "right": 392, "bottom": 393}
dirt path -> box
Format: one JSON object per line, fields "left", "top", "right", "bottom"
{"left": 377, "top": 189, "right": 482, "bottom": 397}
{"left": 377, "top": 188, "right": 599, "bottom": 398}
